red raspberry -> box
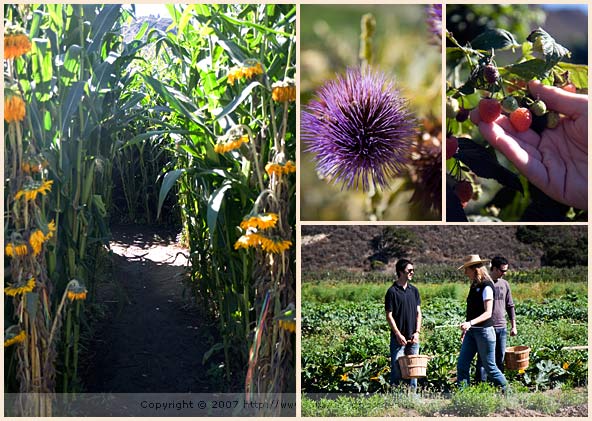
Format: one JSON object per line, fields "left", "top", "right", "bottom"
{"left": 483, "top": 64, "right": 499, "bottom": 84}
{"left": 446, "top": 136, "right": 458, "bottom": 160}
{"left": 456, "top": 108, "right": 470, "bottom": 122}
{"left": 561, "top": 83, "right": 576, "bottom": 93}
{"left": 509, "top": 107, "right": 532, "bottom": 132}
{"left": 455, "top": 180, "right": 473, "bottom": 207}
{"left": 478, "top": 98, "right": 501, "bottom": 123}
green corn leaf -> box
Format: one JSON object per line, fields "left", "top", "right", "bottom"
{"left": 215, "top": 81, "right": 261, "bottom": 121}
{"left": 157, "top": 169, "right": 186, "bottom": 219}
{"left": 87, "top": 4, "right": 122, "bottom": 54}
{"left": 207, "top": 181, "right": 233, "bottom": 243}
{"left": 61, "top": 81, "right": 85, "bottom": 135}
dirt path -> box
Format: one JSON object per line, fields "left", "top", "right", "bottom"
{"left": 82, "top": 224, "right": 215, "bottom": 393}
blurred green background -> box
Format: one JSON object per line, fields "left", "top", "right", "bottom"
{"left": 300, "top": 4, "right": 441, "bottom": 221}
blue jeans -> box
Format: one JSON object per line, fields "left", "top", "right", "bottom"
{"left": 457, "top": 327, "right": 507, "bottom": 389}
{"left": 390, "top": 337, "right": 419, "bottom": 389}
{"left": 475, "top": 327, "right": 507, "bottom": 382}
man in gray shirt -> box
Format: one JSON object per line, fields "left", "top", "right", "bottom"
{"left": 475, "top": 256, "right": 517, "bottom": 382}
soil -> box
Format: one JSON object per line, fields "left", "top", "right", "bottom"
{"left": 81, "top": 224, "right": 217, "bottom": 394}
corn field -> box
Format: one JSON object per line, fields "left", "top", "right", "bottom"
{"left": 4, "top": 4, "right": 295, "bottom": 416}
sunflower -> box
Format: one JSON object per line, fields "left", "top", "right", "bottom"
{"left": 4, "top": 24, "right": 31, "bottom": 59}
{"left": 240, "top": 213, "right": 279, "bottom": 230}
{"left": 227, "top": 60, "right": 264, "bottom": 85}
{"left": 66, "top": 280, "right": 88, "bottom": 301}
{"left": 271, "top": 78, "right": 296, "bottom": 102}
{"left": 214, "top": 135, "right": 249, "bottom": 154}
{"left": 29, "top": 229, "right": 46, "bottom": 256}
{"left": 14, "top": 179, "right": 53, "bottom": 201}
{"left": 4, "top": 94, "right": 26, "bottom": 123}
{"left": 5, "top": 277, "right": 35, "bottom": 296}
{"left": 5, "top": 242, "right": 29, "bottom": 257}
{"left": 4, "top": 330, "right": 26, "bottom": 347}
{"left": 265, "top": 161, "right": 296, "bottom": 177}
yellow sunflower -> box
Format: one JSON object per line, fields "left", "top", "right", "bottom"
{"left": 4, "top": 27, "right": 31, "bottom": 60}
{"left": 14, "top": 179, "right": 53, "bottom": 201}
{"left": 4, "top": 330, "right": 26, "bottom": 347}
{"left": 240, "top": 213, "right": 279, "bottom": 230}
{"left": 5, "top": 277, "right": 36, "bottom": 297}
{"left": 4, "top": 95, "right": 26, "bottom": 123}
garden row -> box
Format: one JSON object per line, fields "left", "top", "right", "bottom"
{"left": 302, "top": 283, "right": 587, "bottom": 393}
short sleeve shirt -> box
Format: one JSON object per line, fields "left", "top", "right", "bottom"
{"left": 385, "top": 283, "right": 421, "bottom": 340}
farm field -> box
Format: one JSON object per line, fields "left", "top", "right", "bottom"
{"left": 301, "top": 272, "right": 588, "bottom": 417}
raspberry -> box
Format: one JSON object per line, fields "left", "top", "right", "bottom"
{"left": 483, "top": 64, "right": 499, "bottom": 84}
{"left": 455, "top": 180, "right": 473, "bottom": 207}
{"left": 529, "top": 100, "right": 547, "bottom": 117}
{"left": 446, "top": 98, "right": 460, "bottom": 119}
{"left": 561, "top": 83, "right": 576, "bottom": 93}
{"left": 509, "top": 107, "right": 532, "bottom": 132}
{"left": 446, "top": 136, "right": 458, "bottom": 160}
{"left": 546, "top": 111, "right": 560, "bottom": 129}
{"left": 456, "top": 108, "right": 470, "bottom": 122}
{"left": 478, "top": 98, "right": 501, "bottom": 123}
{"left": 501, "top": 96, "right": 518, "bottom": 113}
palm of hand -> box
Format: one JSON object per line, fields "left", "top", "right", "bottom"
{"left": 529, "top": 117, "right": 587, "bottom": 209}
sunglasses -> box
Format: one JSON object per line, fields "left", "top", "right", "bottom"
{"left": 405, "top": 269, "right": 415, "bottom": 274}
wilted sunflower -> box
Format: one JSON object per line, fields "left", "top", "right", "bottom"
{"left": 302, "top": 67, "right": 417, "bottom": 191}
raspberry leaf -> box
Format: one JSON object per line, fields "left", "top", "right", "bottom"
{"left": 555, "top": 62, "right": 588, "bottom": 89}
{"left": 470, "top": 28, "right": 519, "bottom": 51}
{"left": 527, "top": 27, "right": 571, "bottom": 71}
{"left": 456, "top": 138, "right": 523, "bottom": 193}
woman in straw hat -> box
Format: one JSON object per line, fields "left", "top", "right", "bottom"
{"left": 456, "top": 255, "right": 507, "bottom": 391}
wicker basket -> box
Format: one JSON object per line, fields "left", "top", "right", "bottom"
{"left": 505, "top": 346, "right": 530, "bottom": 370}
{"left": 398, "top": 355, "right": 429, "bottom": 379}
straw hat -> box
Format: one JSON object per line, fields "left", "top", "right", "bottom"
{"left": 457, "top": 254, "right": 490, "bottom": 270}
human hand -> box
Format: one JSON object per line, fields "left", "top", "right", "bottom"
{"left": 396, "top": 332, "right": 408, "bottom": 346}
{"left": 459, "top": 321, "right": 471, "bottom": 332}
{"left": 410, "top": 332, "right": 420, "bottom": 344}
{"left": 470, "top": 80, "right": 588, "bottom": 210}
{"left": 510, "top": 326, "right": 517, "bottom": 336}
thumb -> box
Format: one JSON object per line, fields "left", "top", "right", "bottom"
{"left": 528, "top": 80, "right": 587, "bottom": 118}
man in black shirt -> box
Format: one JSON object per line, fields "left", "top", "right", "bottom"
{"left": 385, "top": 259, "right": 422, "bottom": 390}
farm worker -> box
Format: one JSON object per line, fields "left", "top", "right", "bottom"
{"left": 475, "top": 256, "right": 517, "bottom": 382}
{"left": 385, "top": 258, "right": 422, "bottom": 391}
{"left": 457, "top": 255, "right": 507, "bottom": 391}
{"left": 470, "top": 80, "right": 588, "bottom": 210}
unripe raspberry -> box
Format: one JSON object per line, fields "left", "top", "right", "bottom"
{"left": 446, "top": 136, "right": 458, "bottom": 160}
{"left": 455, "top": 180, "right": 473, "bottom": 207}
{"left": 446, "top": 97, "right": 460, "bottom": 119}
{"left": 509, "top": 107, "right": 532, "bottom": 132}
{"left": 456, "top": 108, "right": 470, "bottom": 122}
{"left": 530, "top": 100, "right": 547, "bottom": 117}
{"left": 483, "top": 64, "right": 499, "bottom": 84}
{"left": 546, "top": 111, "right": 560, "bottom": 129}
{"left": 501, "top": 96, "right": 519, "bottom": 113}
{"left": 478, "top": 98, "right": 501, "bottom": 123}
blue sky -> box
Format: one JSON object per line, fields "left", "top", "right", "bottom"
{"left": 133, "top": 4, "right": 169, "bottom": 17}
{"left": 541, "top": 4, "right": 588, "bottom": 14}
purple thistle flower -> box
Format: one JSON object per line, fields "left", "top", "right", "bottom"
{"left": 302, "top": 67, "right": 417, "bottom": 191}
{"left": 426, "top": 4, "right": 442, "bottom": 46}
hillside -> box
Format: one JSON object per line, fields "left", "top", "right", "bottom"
{"left": 301, "top": 225, "right": 586, "bottom": 272}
